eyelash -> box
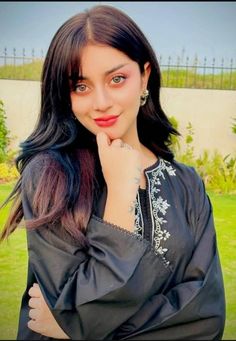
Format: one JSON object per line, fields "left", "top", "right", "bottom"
{"left": 74, "top": 75, "right": 127, "bottom": 93}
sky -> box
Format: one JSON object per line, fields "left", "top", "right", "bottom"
{"left": 0, "top": 1, "right": 236, "bottom": 66}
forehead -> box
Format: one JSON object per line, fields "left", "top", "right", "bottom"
{"left": 79, "top": 43, "right": 137, "bottom": 74}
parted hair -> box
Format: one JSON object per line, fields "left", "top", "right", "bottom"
{"left": 0, "top": 5, "right": 179, "bottom": 244}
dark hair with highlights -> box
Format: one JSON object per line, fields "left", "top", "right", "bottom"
{"left": 0, "top": 5, "right": 179, "bottom": 244}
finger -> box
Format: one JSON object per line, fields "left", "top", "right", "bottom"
{"left": 123, "top": 143, "right": 133, "bottom": 150}
{"left": 96, "top": 132, "right": 110, "bottom": 148}
{"left": 111, "top": 139, "right": 123, "bottom": 147}
{"left": 27, "top": 319, "right": 41, "bottom": 334}
{"left": 28, "top": 297, "right": 40, "bottom": 308}
{"left": 28, "top": 285, "right": 41, "bottom": 298}
{"left": 29, "top": 308, "right": 38, "bottom": 320}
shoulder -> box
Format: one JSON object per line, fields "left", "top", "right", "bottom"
{"left": 161, "top": 158, "right": 208, "bottom": 213}
{"left": 169, "top": 158, "right": 203, "bottom": 190}
{"left": 21, "top": 152, "right": 60, "bottom": 191}
{"left": 169, "top": 158, "right": 211, "bottom": 221}
{"left": 22, "top": 150, "right": 66, "bottom": 176}
{"left": 22, "top": 152, "right": 52, "bottom": 175}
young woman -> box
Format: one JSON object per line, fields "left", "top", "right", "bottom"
{"left": 1, "top": 5, "right": 225, "bottom": 340}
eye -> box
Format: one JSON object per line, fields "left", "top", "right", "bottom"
{"left": 74, "top": 83, "right": 88, "bottom": 93}
{"left": 111, "top": 75, "right": 126, "bottom": 84}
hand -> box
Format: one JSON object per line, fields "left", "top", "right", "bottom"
{"left": 96, "top": 132, "right": 142, "bottom": 196}
{"left": 28, "top": 283, "right": 69, "bottom": 339}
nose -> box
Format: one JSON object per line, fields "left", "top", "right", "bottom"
{"left": 93, "top": 87, "right": 113, "bottom": 112}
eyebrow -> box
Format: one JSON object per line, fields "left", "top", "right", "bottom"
{"left": 77, "top": 63, "right": 129, "bottom": 80}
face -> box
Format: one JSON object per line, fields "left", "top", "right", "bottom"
{"left": 70, "top": 43, "right": 151, "bottom": 143}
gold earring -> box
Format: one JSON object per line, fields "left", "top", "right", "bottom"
{"left": 140, "top": 89, "right": 149, "bottom": 106}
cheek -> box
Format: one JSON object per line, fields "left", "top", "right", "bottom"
{"left": 127, "top": 78, "right": 142, "bottom": 103}
{"left": 70, "top": 94, "right": 78, "bottom": 113}
{"left": 70, "top": 94, "right": 87, "bottom": 118}
{"left": 117, "top": 81, "right": 141, "bottom": 108}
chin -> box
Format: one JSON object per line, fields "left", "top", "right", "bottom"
{"left": 93, "top": 127, "right": 118, "bottom": 140}
{"left": 106, "top": 131, "right": 125, "bottom": 141}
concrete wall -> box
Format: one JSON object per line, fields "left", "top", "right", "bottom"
{"left": 0, "top": 79, "right": 236, "bottom": 157}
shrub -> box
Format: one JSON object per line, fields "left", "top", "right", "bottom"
{"left": 0, "top": 100, "right": 10, "bottom": 162}
{"left": 176, "top": 122, "right": 236, "bottom": 194}
{"left": 232, "top": 117, "right": 236, "bottom": 135}
{"left": 0, "top": 162, "right": 18, "bottom": 183}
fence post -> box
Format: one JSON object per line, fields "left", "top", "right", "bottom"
{"left": 229, "top": 58, "right": 233, "bottom": 90}
{"left": 185, "top": 56, "right": 189, "bottom": 88}
{"left": 176, "top": 56, "right": 180, "bottom": 87}
{"left": 220, "top": 58, "right": 224, "bottom": 89}
{"left": 4, "top": 47, "right": 7, "bottom": 66}
{"left": 167, "top": 56, "right": 171, "bottom": 87}
{"left": 32, "top": 48, "right": 35, "bottom": 63}
{"left": 203, "top": 57, "right": 206, "bottom": 88}
{"left": 211, "top": 58, "right": 215, "bottom": 89}
{"left": 193, "top": 55, "right": 198, "bottom": 88}
{"left": 13, "top": 48, "right": 16, "bottom": 68}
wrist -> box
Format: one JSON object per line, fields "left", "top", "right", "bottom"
{"left": 107, "top": 186, "right": 138, "bottom": 202}
{"left": 103, "top": 192, "right": 137, "bottom": 232}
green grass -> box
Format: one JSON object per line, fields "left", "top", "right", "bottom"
{"left": 0, "top": 61, "right": 236, "bottom": 89}
{"left": 0, "top": 60, "right": 43, "bottom": 81}
{"left": 161, "top": 68, "right": 236, "bottom": 90}
{"left": 0, "top": 183, "right": 235, "bottom": 339}
{"left": 0, "top": 183, "right": 27, "bottom": 340}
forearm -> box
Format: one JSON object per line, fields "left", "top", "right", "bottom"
{"left": 28, "top": 215, "right": 171, "bottom": 340}
{"left": 103, "top": 189, "right": 137, "bottom": 232}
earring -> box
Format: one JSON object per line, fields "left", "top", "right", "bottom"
{"left": 140, "top": 89, "right": 149, "bottom": 106}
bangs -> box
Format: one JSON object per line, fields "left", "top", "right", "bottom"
{"left": 67, "top": 34, "right": 88, "bottom": 88}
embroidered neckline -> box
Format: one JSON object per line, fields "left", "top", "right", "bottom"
{"left": 134, "top": 158, "right": 176, "bottom": 267}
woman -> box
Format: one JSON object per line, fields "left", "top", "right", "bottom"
{"left": 1, "top": 4, "right": 225, "bottom": 340}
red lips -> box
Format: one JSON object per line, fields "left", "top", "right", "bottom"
{"left": 94, "top": 115, "right": 119, "bottom": 127}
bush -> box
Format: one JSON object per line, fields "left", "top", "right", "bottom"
{"left": 232, "top": 117, "right": 236, "bottom": 135}
{"left": 172, "top": 117, "right": 236, "bottom": 194}
{"left": 0, "top": 100, "right": 10, "bottom": 162}
{"left": 0, "top": 162, "right": 18, "bottom": 183}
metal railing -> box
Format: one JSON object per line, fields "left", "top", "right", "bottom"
{"left": 0, "top": 48, "right": 235, "bottom": 90}
{"left": 159, "top": 55, "right": 236, "bottom": 90}
{"left": 0, "top": 48, "right": 44, "bottom": 66}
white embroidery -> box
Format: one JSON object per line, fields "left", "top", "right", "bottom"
{"left": 134, "top": 192, "right": 144, "bottom": 239}
{"left": 134, "top": 158, "right": 176, "bottom": 266}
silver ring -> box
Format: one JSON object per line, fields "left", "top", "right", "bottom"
{"left": 123, "top": 143, "right": 133, "bottom": 150}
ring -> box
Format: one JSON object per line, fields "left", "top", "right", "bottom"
{"left": 122, "top": 143, "right": 133, "bottom": 150}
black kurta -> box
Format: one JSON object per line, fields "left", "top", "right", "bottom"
{"left": 17, "top": 155, "right": 225, "bottom": 340}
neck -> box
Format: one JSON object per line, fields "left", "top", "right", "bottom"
{"left": 122, "top": 128, "right": 158, "bottom": 171}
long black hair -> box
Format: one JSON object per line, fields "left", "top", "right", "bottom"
{"left": 0, "top": 4, "right": 179, "bottom": 243}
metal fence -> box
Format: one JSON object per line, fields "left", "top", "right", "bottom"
{"left": 0, "top": 48, "right": 236, "bottom": 90}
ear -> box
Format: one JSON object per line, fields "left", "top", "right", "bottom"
{"left": 141, "top": 62, "right": 151, "bottom": 89}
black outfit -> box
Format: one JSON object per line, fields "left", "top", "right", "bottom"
{"left": 17, "top": 155, "right": 225, "bottom": 340}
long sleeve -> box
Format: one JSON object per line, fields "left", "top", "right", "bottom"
{"left": 114, "top": 171, "right": 226, "bottom": 340}
{"left": 18, "top": 157, "right": 171, "bottom": 340}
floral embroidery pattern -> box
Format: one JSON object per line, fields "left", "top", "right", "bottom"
{"left": 134, "top": 158, "right": 176, "bottom": 266}
{"left": 134, "top": 193, "right": 144, "bottom": 239}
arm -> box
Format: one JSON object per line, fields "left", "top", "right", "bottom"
{"left": 26, "top": 216, "right": 171, "bottom": 340}
{"left": 22, "top": 157, "right": 171, "bottom": 340}
{"left": 115, "top": 173, "right": 226, "bottom": 340}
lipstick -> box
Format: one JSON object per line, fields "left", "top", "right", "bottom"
{"left": 94, "top": 115, "right": 119, "bottom": 127}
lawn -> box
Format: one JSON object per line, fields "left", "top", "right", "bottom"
{"left": 0, "top": 183, "right": 235, "bottom": 340}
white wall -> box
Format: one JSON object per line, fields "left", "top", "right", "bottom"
{"left": 161, "top": 87, "right": 236, "bottom": 156}
{"left": 0, "top": 79, "right": 236, "bottom": 157}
